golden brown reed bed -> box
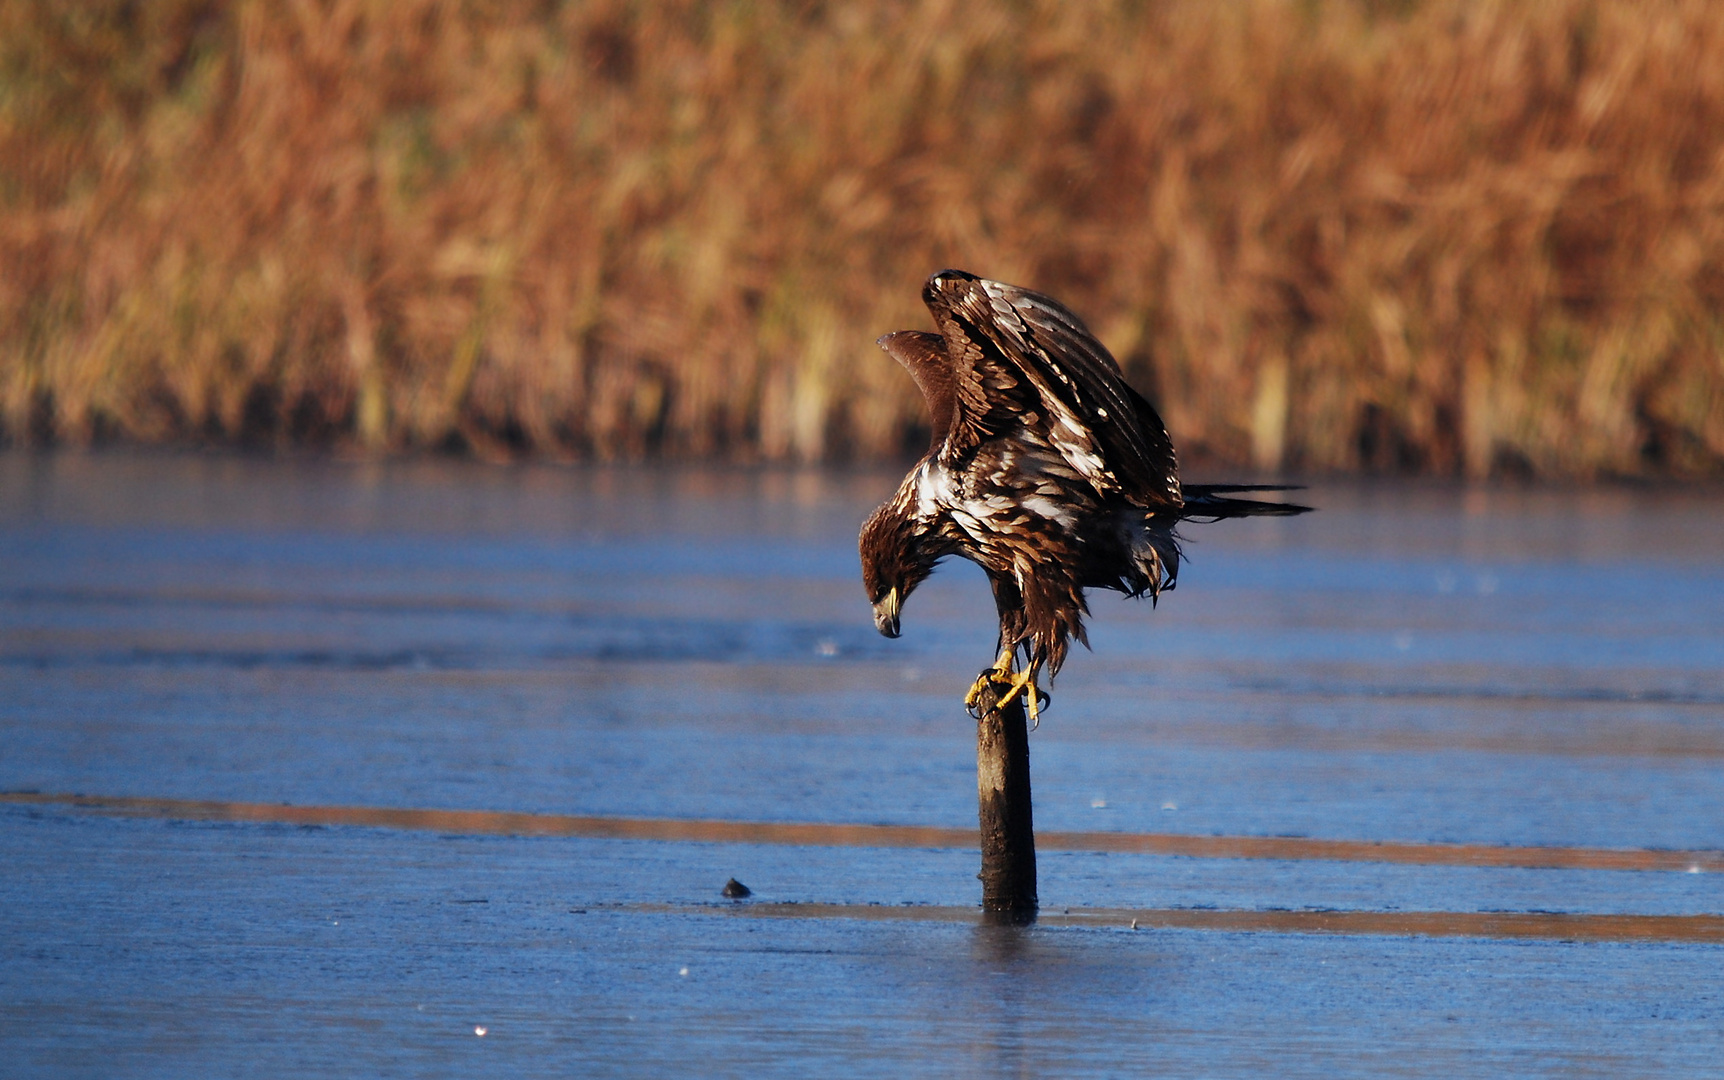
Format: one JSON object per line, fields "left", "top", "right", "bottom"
{"left": 4, "top": 0, "right": 1724, "bottom": 476}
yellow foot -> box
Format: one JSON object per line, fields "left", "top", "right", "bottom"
{"left": 964, "top": 668, "right": 1002, "bottom": 717}
{"left": 965, "top": 649, "right": 1014, "bottom": 717}
{"left": 965, "top": 664, "right": 1051, "bottom": 727}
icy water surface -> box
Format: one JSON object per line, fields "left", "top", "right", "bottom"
{"left": 2, "top": 452, "right": 1722, "bottom": 1077}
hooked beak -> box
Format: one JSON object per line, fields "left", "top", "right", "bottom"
{"left": 872, "top": 587, "right": 901, "bottom": 638}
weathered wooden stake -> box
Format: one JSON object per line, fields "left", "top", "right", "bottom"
{"left": 976, "top": 689, "right": 1037, "bottom": 915}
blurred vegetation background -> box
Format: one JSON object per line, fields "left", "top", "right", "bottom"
{"left": 3, "top": 0, "right": 1723, "bottom": 476}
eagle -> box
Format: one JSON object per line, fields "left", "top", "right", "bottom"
{"left": 859, "top": 270, "right": 1310, "bottom": 725}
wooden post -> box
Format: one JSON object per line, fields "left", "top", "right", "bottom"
{"left": 976, "top": 688, "right": 1037, "bottom": 915}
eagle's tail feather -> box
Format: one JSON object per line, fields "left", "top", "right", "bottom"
{"left": 1178, "top": 484, "right": 1312, "bottom": 522}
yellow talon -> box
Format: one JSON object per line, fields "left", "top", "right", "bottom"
{"left": 964, "top": 674, "right": 992, "bottom": 716}
{"left": 998, "top": 668, "right": 1049, "bottom": 728}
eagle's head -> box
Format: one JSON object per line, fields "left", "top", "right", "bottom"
{"left": 858, "top": 495, "right": 942, "bottom": 639}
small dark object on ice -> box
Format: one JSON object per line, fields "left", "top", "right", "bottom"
{"left": 722, "top": 878, "right": 752, "bottom": 899}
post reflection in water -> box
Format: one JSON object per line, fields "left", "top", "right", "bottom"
{"left": 961, "top": 918, "right": 1177, "bottom": 1079}
{"left": 970, "top": 919, "right": 1038, "bottom": 1080}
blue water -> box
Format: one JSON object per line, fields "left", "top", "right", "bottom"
{"left": 2, "top": 452, "right": 1721, "bottom": 1077}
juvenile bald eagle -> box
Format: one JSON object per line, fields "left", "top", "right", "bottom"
{"left": 859, "top": 270, "right": 1309, "bottom": 724}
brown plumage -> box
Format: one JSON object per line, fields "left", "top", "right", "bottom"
{"left": 859, "top": 270, "right": 1309, "bottom": 720}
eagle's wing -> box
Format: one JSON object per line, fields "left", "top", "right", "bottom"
{"left": 921, "top": 270, "right": 1182, "bottom": 509}
{"left": 881, "top": 295, "right": 1035, "bottom": 463}
{"left": 876, "top": 331, "right": 957, "bottom": 450}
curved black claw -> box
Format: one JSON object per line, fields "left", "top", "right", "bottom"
{"left": 1025, "top": 684, "right": 1052, "bottom": 730}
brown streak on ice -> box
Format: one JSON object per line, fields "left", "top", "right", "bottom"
{"left": 652, "top": 902, "right": 1724, "bottom": 943}
{"left": 4, "top": 791, "right": 1720, "bottom": 872}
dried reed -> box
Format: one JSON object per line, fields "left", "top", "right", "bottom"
{"left": 4, "top": 0, "right": 1723, "bottom": 476}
